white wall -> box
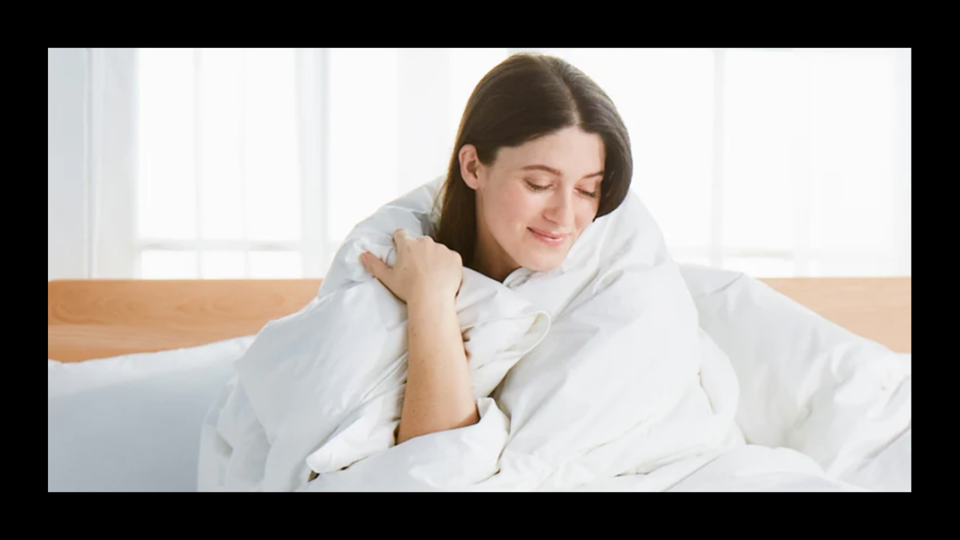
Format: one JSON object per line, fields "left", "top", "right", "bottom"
{"left": 48, "top": 48, "right": 88, "bottom": 281}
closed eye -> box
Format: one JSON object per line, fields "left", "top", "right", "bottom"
{"left": 526, "top": 180, "right": 598, "bottom": 198}
{"left": 525, "top": 180, "right": 549, "bottom": 192}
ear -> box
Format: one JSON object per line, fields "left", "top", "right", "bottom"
{"left": 459, "top": 144, "right": 482, "bottom": 190}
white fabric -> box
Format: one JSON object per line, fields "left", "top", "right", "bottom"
{"left": 48, "top": 336, "right": 253, "bottom": 492}
{"left": 199, "top": 176, "right": 733, "bottom": 491}
{"left": 680, "top": 264, "right": 912, "bottom": 491}
{"left": 198, "top": 176, "right": 910, "bottom": 492}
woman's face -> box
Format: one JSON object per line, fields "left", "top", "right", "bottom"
{"left": 461, "top": 126, "right": 605, "bottom": 281}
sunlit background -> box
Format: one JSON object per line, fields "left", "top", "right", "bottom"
{"left": 48, "top": 48, "right": 911, "bottom": 280}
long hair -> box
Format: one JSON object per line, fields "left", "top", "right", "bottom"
{"left": 432, "top": 53, "right": 633, "bottom": 271}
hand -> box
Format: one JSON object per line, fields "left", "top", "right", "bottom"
{"left": 360, "top": 228, "right": 463, "bottom": 304}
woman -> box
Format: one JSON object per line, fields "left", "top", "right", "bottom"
{"left": 358, "top": 52, "right": 633, "bottom": 446}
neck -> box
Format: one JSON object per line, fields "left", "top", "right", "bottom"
{"left": 472, "top": 219, "right": 519, "bottom": 283}
{"left": 472, "top": 246, "right": 518, "bottom": 283}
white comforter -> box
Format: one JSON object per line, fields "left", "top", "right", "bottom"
{"left": 197, "top": 178, "right": 910, "bottom": 492}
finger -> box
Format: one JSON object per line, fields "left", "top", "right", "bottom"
{"left": 392, "top": 228, "right": 411, "bottom": 247}
{"left": 360, "top": 252, "right": 393, "bottom": 286}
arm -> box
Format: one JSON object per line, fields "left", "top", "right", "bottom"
{"left": 399, "top": 292, "right": 479, "bottom": 444}
{"left": 360, "top": 228, "right": 479, "bottom": 446}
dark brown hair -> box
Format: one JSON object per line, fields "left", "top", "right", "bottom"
{"left": 432, "top": 53, "right": 633, "bottom": 270}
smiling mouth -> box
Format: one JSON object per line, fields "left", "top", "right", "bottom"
{"left": 528, "top": 227, "right": 568, "bottom": 245}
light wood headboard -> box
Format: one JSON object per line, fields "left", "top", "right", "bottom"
{"left": 47, "top": 277, "right": 911, "bottom": 363}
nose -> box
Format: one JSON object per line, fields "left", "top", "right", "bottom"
{"left": 543, "top": 188, "right": 575, "bottom": 228}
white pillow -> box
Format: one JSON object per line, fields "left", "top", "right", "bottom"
{"left": 48, "top": 336, "right": 253, "bottom": 492}
{"left": 679, "top": 263, "right": 911, "bottom": 490}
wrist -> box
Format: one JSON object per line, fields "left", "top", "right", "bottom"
{"left": 407, "top": 288, "right": 456, "bottom": 310}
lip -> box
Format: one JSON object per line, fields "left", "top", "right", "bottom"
{"left": 528, "top": 227, "right": 569, "bottom": 246}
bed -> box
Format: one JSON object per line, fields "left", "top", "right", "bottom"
{"left": 47, "top": 275, "right": 911, "bottom": 492}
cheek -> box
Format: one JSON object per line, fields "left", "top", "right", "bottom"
{"left": 488, "top": 185, "right": 541, "bottom": 231}
{"left": 575, "top": 203, "right": 598, "bottom": 232}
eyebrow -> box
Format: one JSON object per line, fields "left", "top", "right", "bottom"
{"left": 521, "top": 164, "right": 604, "bottom": 181}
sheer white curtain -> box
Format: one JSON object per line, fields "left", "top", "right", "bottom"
{"left": 88, "top": 47, "right": 910, "bottom": 279}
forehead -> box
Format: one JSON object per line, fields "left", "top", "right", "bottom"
{"left": 495, "top": 127, "right": 605, "bottom": 177}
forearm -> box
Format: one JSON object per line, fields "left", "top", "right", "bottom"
{"left": 396, "top": 293, "right": 479, "bottom": 444}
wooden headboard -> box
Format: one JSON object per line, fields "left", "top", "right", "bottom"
{"left": 48, "top": 277, "right": 911, "bottom": 363}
